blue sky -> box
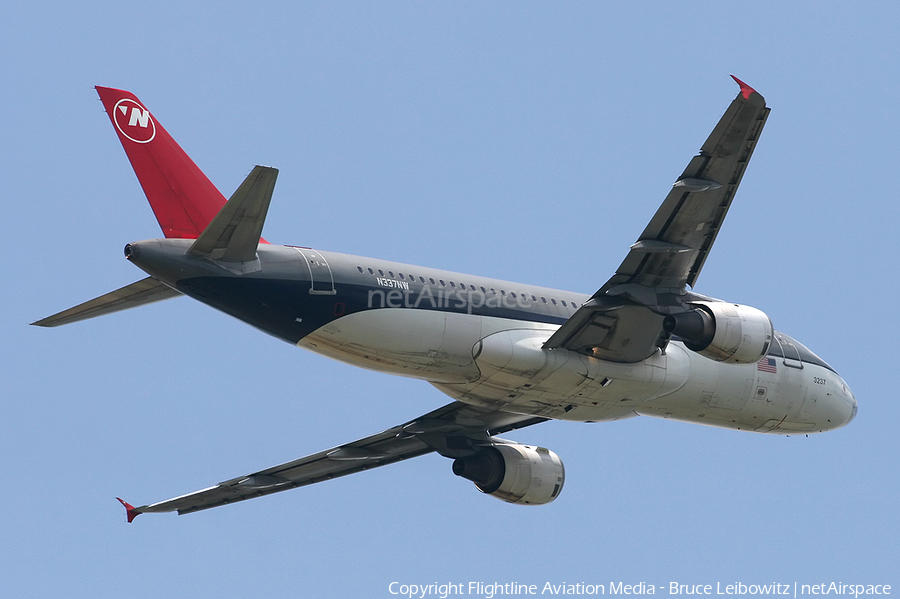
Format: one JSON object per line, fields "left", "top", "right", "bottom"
{"left": 3, "top": 2, "right": 897, "bottom": 597}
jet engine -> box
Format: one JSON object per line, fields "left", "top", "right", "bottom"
{"left": 663, "top": 301, "right": 773, "bottom": 365}
{"left": 452, "top": 443, "right": 565, "bottom": 505}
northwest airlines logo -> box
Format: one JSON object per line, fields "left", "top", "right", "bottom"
{"left": 112, "top": 98, "right": 156, "bottom": 143}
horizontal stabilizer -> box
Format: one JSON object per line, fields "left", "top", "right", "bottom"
{"left": 31, "top": 277, "right": 180, "bottom": 327}
{"left": 188, "top": 166, "right": 278, "bottom": 263}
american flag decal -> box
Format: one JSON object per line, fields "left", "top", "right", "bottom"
{"left": 757, "top": 357, "right": 777, "bottom": 373}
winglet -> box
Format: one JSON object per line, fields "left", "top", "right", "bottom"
{"left": 730, "top": 75, "right": 757, "bottom": 100}
{"left": 117, "top": 497, "right": 140, "bottom": 523}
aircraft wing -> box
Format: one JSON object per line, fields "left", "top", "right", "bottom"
{"left": 117, "top": 402, "right": 546, "bottom": 520}
{"left": 544, "top": 77, "right": 769, "bottom": 363}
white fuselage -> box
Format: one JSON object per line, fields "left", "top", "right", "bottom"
{"left": 299, "top": 298, "right": 855, "bottom": 435}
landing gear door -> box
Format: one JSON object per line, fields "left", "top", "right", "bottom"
{"left": 295, "top": 248, "right": 337, "bottom": 295}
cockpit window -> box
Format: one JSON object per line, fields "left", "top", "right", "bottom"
{"left": 767, "top": 332, "right": 837, "bottom": 373}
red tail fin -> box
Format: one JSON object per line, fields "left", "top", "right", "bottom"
{"left": 96, "top": 86, "right": 228, "bottom": 239}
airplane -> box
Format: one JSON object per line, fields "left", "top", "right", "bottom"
{"left": 34, "top": 76, "right": 857, "bottom": 522}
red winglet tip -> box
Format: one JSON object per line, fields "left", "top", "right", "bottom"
{"left": 117, "top": 497, "right": 140, "bottom": 523}
{"left": 730, "top": 75, "right": 756, "bottom": 100}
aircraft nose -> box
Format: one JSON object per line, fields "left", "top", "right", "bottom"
{"left": 834, "top": 377, "right": 857, "bottom": 429}
{"left": 846, "top": 386, "right": 858, "bottom": 425}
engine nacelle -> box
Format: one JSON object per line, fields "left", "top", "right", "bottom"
{"left": 663, "top": 301, "right": 773, "bottom": 365}
{"left": 452, "top": 443, "right": 565, "bottom": 505}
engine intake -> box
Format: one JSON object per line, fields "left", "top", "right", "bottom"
{"left": 452, "top": 443, "right": 565, "bottom": 505}
{"left": 664, "top": 301, "right": 773, "bottom": 365}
